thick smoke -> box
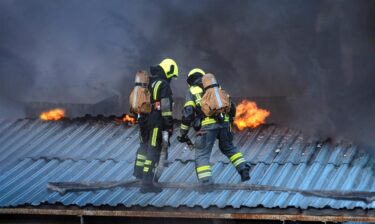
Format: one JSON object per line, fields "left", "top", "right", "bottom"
{"left": 0, "top": 0, "right": 374, "bottom": 151}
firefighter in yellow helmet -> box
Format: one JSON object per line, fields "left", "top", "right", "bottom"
{"left": 140, "top": 58, "right": 178, "bottom": 193}
{"left": 177, "top": 68, "right": 205, "bottom": 143}
{"left": 178, "top": 69, "right": 250, "bottom": 191}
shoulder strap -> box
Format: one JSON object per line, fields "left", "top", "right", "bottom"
{"left": 135, "top": 82, "right": 148, "bottom": 88}
{"left": 152, "top": 80, "right": 163, "bottom": 100}
{"left": 204, "top": 83, "right": 220, "bottom": 91}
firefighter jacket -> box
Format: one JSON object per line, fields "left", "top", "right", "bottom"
{"left": 148, "top": 66, "right": 174, "bottom": 130}
{"left": 180, "top": 78, "right": 205, "bottom": 135}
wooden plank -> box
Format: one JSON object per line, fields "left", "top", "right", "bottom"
{"left": 0, "top": 208, "right": 374, "bottom": 222}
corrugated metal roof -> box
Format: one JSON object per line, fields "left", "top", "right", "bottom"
{"left": 0, "top": 158, "right": 374, "bottom": 209}
{"left": 0, "top": 118, "right": 373, "bottom": 210}
{"left": 0, "top": 119, "right": 370, "bottom": 169}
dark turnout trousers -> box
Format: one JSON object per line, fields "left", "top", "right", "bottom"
{"left": 133, "top": 116, "right": 149, "bottom": 179}
{"left": 142, "top": 125, "right": 162, "bottom": 184}
{"left": 195, "top": 122, "right": 247, "bottom": 183}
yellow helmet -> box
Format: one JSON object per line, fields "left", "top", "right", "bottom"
{"left": 187, "top": 68, "right": 205, "bottom": 86}
{"left": 188, "top": 68, "right": 205, "bottom": 78}
{"left": 159, "top": 58, "right": 178, "bottom": 79}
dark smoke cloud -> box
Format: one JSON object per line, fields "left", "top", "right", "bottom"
{"left": 0, "top": 0, "right": 374, "bottom": 152}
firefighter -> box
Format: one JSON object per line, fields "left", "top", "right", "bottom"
{"left": 179, "top": 71, "right": 250, "bottom": 186}
{"left": 141, "top": 58, "right": 177, "bottom": 193}
{"left": 177, "top": 68, "right": 205, "bottom": 143}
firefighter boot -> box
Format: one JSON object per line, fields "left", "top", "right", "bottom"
{"left": 140, "top": 172, "right": 162, "bottom": 194}
{"left": 239, "top": 163, "right": 251, "bottom": 182}
{"left": 197, "top": 179, "right": 214, "bottom": 194}
{"left": 133, "top": 172, "right": 143, "bottom": 181}
{"left": 133, "top": 165, "right": 143, "bottom": 180}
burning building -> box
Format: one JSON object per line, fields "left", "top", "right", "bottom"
{"left": 0, "top": 0, "right": 375, "bottom": 223}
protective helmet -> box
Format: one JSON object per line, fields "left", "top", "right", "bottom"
{"left": 188, "top": 68, "right": 205, "bottom": 78}
{"left": 159, "top": 58, "right": 178, "bottom": 79}
{"left": 187, "top": 68, "right": 205, "bottom": 86}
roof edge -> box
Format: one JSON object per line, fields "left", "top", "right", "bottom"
{"left": 0, "top": 206, "right": 374, "bottom": 222}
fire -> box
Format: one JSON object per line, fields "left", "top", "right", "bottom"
{"left": 39, "top": 108, "right": 65, "bottom": 121}
{"left": 234, "top": 100, "right": 270, "bottom": 131}
{"left": 122, "top": 114, "right": 137, "bottom": 124}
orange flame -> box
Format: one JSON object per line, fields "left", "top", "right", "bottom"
{"left": 39, "top": 108, "right": 65, "bottom": 121}
{"left": 122, "top": 114, "right": 137, "bottom": 124}
{"left": 234, "top": 100, "right": 270, "bottom": 131}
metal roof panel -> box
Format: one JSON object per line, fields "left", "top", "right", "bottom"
{"left": 1, "top": 119, "right": 370, "bottom": 169}
{"left": 0, "top": 119, "right": 373, "bottom": 211}
{"left": 0, "top": 158, "right": 374, "bottom": 210}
